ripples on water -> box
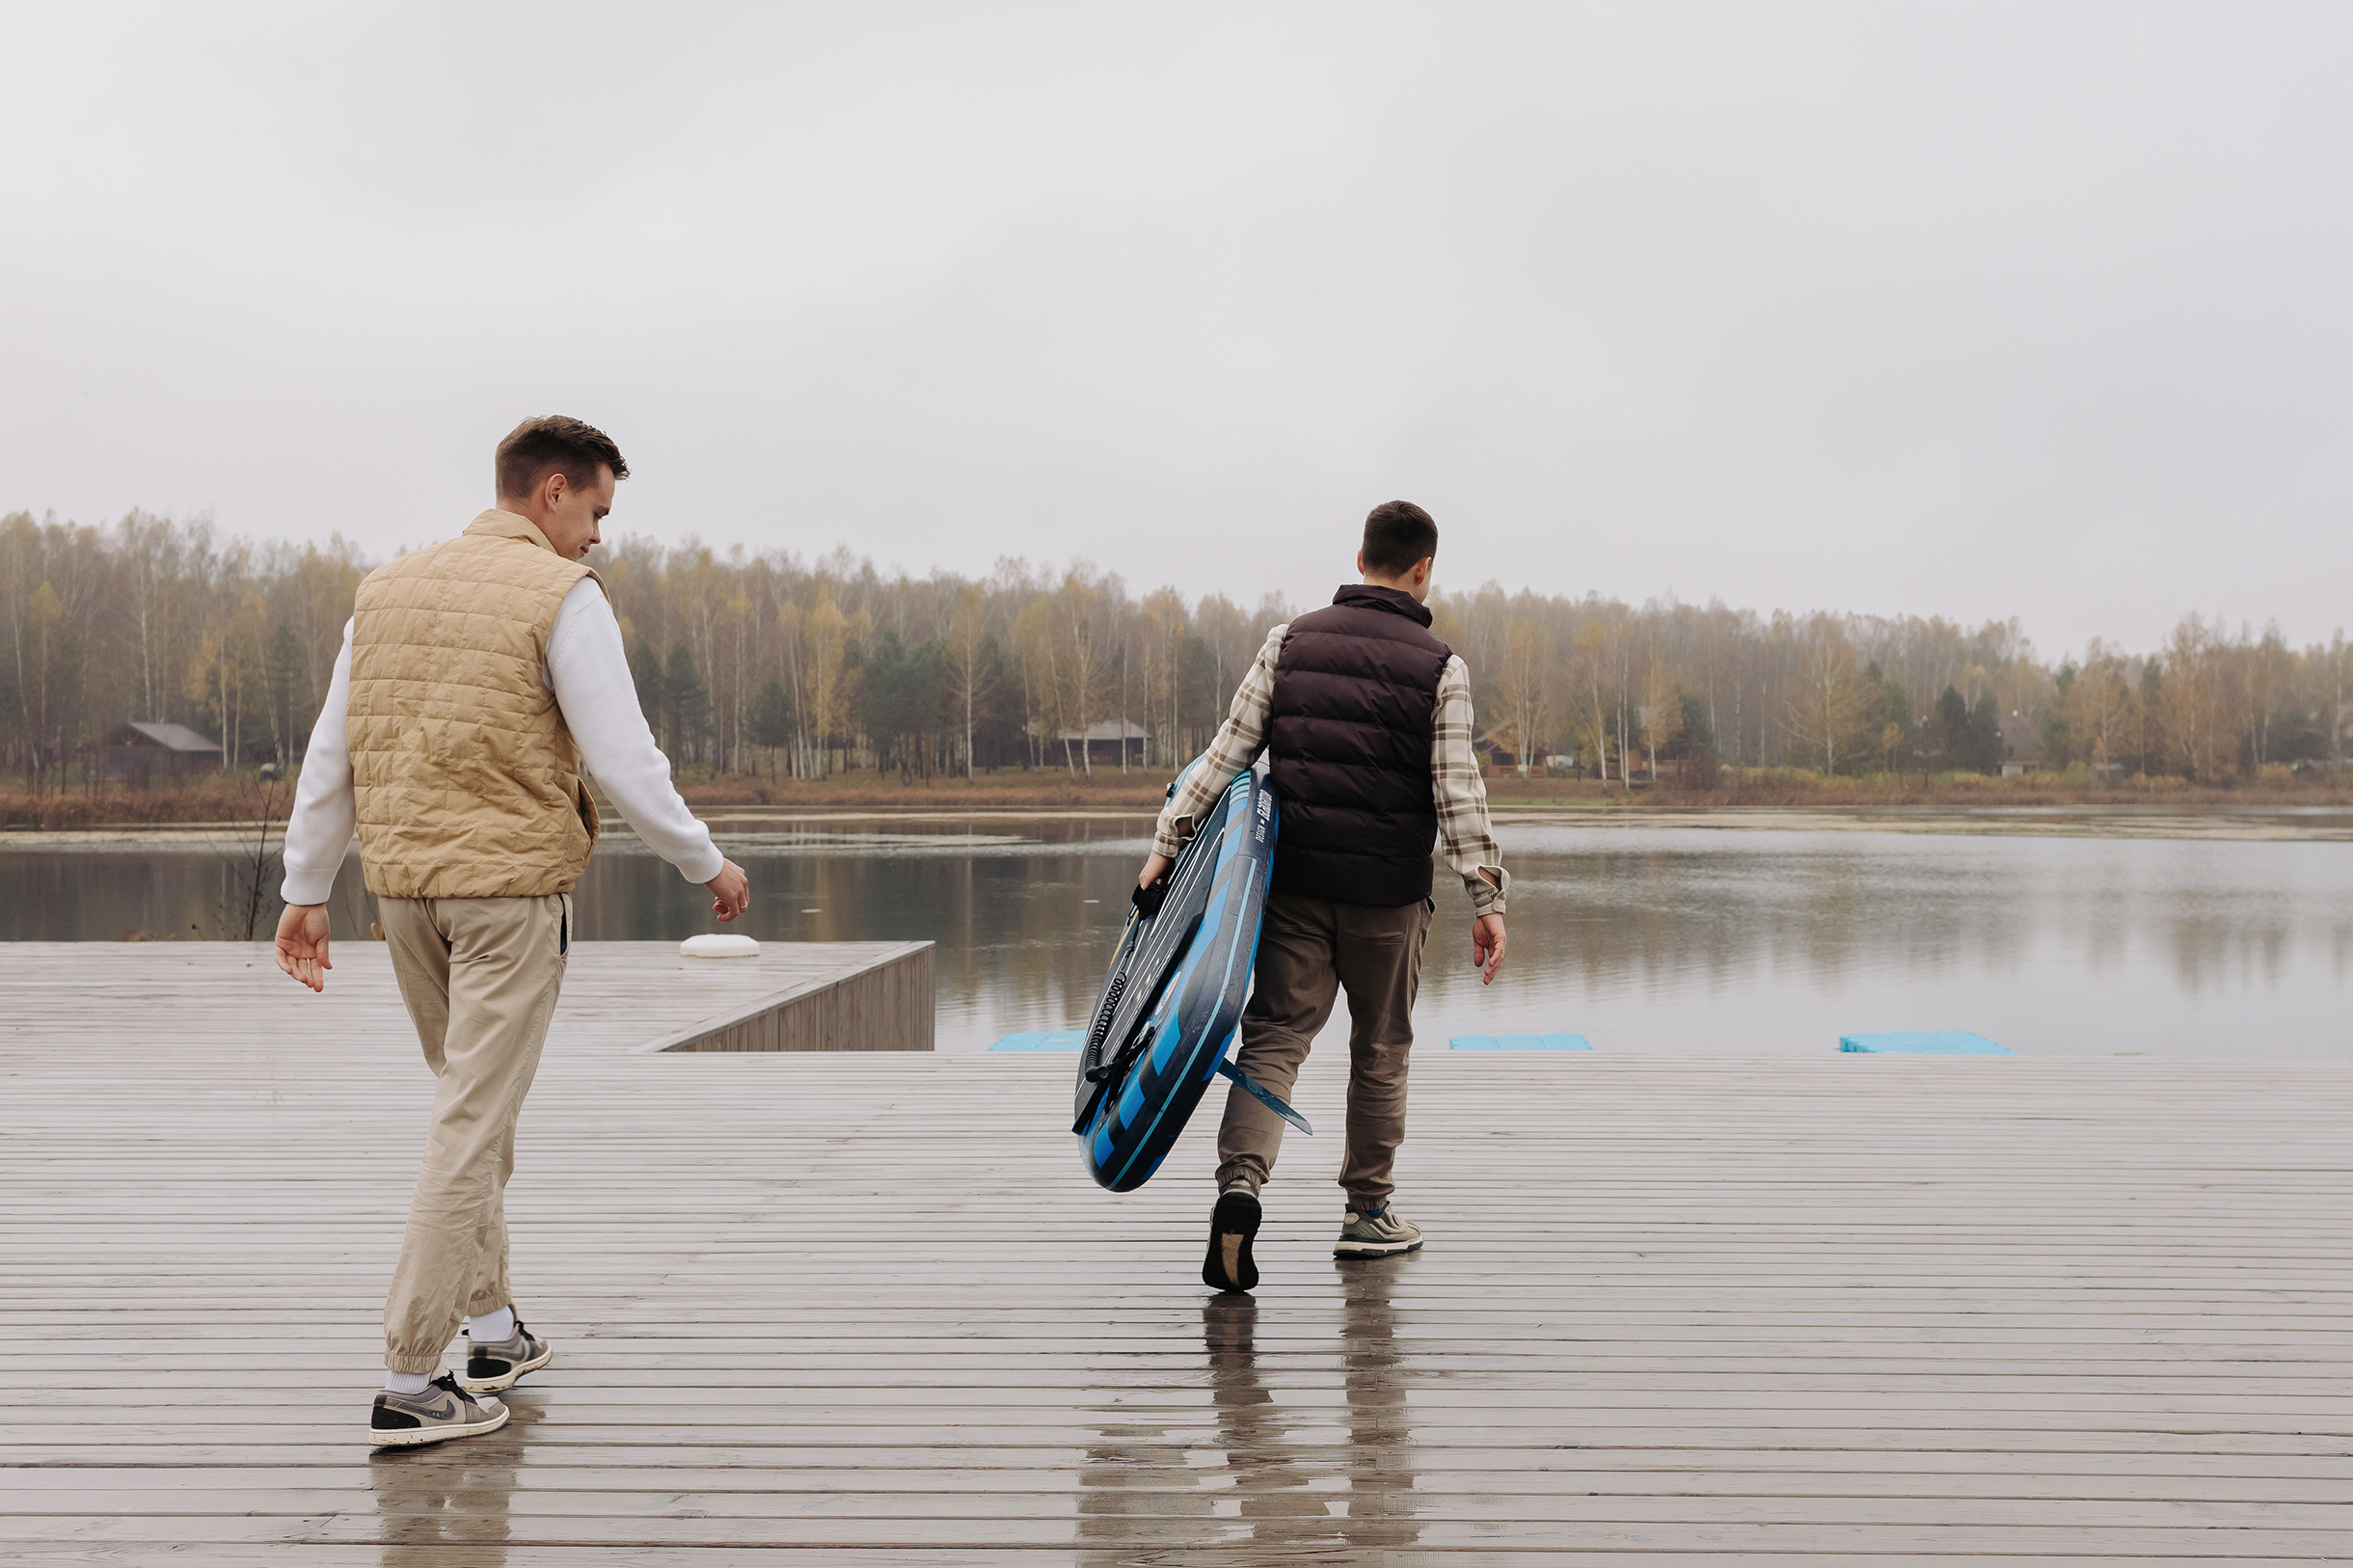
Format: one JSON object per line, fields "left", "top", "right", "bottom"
{"left": 5, "top": 817, "right": 2346, "bottom": 1056}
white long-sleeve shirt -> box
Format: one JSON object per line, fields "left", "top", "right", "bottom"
{"left": 280, "top": 579, "right": 725, "bottom": 906}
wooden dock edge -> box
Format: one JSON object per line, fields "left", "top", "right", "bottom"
{"left": 631, "top": 941, "right": 935, "bottom": 1054}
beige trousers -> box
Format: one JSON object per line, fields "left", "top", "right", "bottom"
{"left": 1216, "top": 891, "right": 1433, "bottom": 1210}
{"left": 378, "top": 893, "right": 570, "bottom": 1374}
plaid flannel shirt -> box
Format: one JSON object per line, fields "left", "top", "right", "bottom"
{"left": 1152, "top": 623, "right": 1509, "bottom": 916}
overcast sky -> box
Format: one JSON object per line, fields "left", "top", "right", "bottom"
{"left": 2, "top": 2, "right": 2345, "bottom": 657}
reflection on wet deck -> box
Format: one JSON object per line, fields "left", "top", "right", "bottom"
{"left": 2, "top": 943, "right": 2348, "bottom": 1562}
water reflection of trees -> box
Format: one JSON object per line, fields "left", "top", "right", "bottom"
{"left": 576, "top": 839, "right": 1151, "bottom": 1040}
{"left": 0, "top": 847, "right": 379, "bottom": 941}
{"left": 13, "top": 829, "right": 2346, "bottom": 1036}
{"left": 1418, "top": 835, "right": 2350, "bottom": 1012}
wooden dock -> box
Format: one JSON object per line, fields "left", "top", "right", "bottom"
{"left": 2, "top": 937, "right": 937, "bottom": 1056}
{"left": 1, "top": 944, "right": 2347, "bottom": 1563}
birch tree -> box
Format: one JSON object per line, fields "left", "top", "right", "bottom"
{"left": 802, "top": 594, "right": 850, "bottom": 777}
{"left": 1495, "top": 617, "right": 1554, "bottom": 778}
{"left": 941, "top": 587, "right": 992, "bottom": 779}
{"left": 1784, "top": 618, "right": 1877, "bottom": 774}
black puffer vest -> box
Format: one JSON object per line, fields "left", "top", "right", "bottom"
{"left": 1266, "top": 585, "right": 1451, "bottom": 907}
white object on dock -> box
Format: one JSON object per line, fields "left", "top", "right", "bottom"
{"left": 679, "top": 933, "right": 760, "bottom": 960}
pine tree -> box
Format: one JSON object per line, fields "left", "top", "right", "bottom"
{"left": 748, "top": 678, "right": 794, "bottom": 781}
{"left": 629, "top": 639, "right": 666, "bottom": 746}
{"left": 266, "top": 621, "right": 303, "bottom": 764}
{"left": 664, "top": 641, "right": 708, "bottom": 767}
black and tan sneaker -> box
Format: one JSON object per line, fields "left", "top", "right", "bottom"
{"left": 368, "top": 1373, "right": 509, "bottom": 1447}
{"left": 1335, "top": 1204, "right": 1422, "bottom": 1259}
{"left": 1202, "top": 1183, "right": 1262, "bottom": 1294}
{"left": 459, "top": 1318, "right": 554, "bottom": 1394}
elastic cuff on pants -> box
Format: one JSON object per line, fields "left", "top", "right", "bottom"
{"left": 1344, "top": 1192, "right": 1393, "bottom": 1214}
{"left": 466, "top": 1291, "right": 510, "bottom": 1315}
{"left": 385, "top": 1352, "right": 446, "bottom": 1376}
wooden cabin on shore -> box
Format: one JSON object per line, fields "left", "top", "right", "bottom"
{"left": 1030, "top": 717, "right": 1149, "bottom": 768}
{"left": 85, "top": 722, "right": 224, "bottom": 784}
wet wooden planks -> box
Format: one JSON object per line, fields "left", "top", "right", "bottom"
{"left": 650, "top": 942, "right": 933, "bottom": 1053}
{"left": 0, "top": 937, "right": 934, "bottom": 1057}
{"left": 1, "top": 946, "right": 2349, "bottom": 1562}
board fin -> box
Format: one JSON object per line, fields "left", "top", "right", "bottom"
{"left": 1215, "top": 1058, "right": 1312, "bottom": 1136}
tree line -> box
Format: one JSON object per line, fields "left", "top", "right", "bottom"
{"left": 1459, "top": 589, "right": 2348, "bottom": 786}
{"left": 3, "top": 507, "right": 2345, "bottom": 790}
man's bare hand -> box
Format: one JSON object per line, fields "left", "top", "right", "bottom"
{"left": 1472, "top": 913, "right": 1507, "bottom": 985}
{"left": 274, "top": 904, "right": 333, "bottom": 992}
{"left": 1136, "top": 816, "right": 1195, "bottom": 892}
{"left": 706, "top": 859, "right": 750, "bottom": 921}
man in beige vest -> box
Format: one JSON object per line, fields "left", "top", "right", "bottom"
{"left": 272, "top": 417, "right": 749, "bottom": 1446}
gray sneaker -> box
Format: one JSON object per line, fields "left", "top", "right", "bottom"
{"left": 459, "top": 1318, "right": 554, "bottom": 1393}
{"left": 1335, "top": 1204, "right": 1422, "bottom": 1259}
{"left": 368, "top": 1373, "right": 509, "bottom": 1447}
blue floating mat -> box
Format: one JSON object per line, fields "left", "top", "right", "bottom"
{"left": 1450, "top": 1033, "right": 1592, "bottom": 1051}
{"left": 1840, "top": 1031, "right": 2013, "bottom": 1056}
{"left": 989, "top": 1031, "right": 1084, "bottom": 1052}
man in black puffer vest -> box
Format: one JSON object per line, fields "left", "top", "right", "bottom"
{"left": 1139, "top": 501, "right": 1510, "bottom": 1294}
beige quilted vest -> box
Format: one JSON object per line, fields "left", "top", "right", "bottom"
{"left": 348, "top": 510, "right": 604, "bottom": 899}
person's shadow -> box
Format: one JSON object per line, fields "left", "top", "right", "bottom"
{"left": 368, "top": 1389, "right": 542, "bottom": 1567}
{"left": 1332, "top": 1251, "right": 1424, "bottom": 1550}
{"left": 1197, "top": 1255, "right": 1426, "bottom": 1554}
{"left": 1201, "top": 1291, "right": 1327, "bottom": 1540}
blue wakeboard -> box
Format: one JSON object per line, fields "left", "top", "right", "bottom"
{"left": 1072, "top": 767, "right": 1300, "bottom": 1193}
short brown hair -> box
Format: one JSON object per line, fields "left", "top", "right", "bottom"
{"left": 1361, "top": 500, "right": 1438, "bottom": 576}
{"left": 495, "top": 416, "right": 629, "bottom": 501}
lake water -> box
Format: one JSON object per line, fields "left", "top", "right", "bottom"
{"left": 5, "top": 816, "right": 2347, "bottom": 1057}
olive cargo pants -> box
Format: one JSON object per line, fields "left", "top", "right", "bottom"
{"left": 378, "top": 893, "right": 570, "bottom": 1374}
{"left": 1216, "top": 891, "right": 1433, "bottom": 1210}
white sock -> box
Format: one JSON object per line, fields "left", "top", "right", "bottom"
{"left": 467, "top": 1306, "right": 515, "bottom": 1341}
{"left": 385, "top": 1370, "right": 431, "bottom": 1395}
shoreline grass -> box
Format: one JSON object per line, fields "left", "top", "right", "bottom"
{"left": 3, "top": 763, "right": 2344, "bottom": 830}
